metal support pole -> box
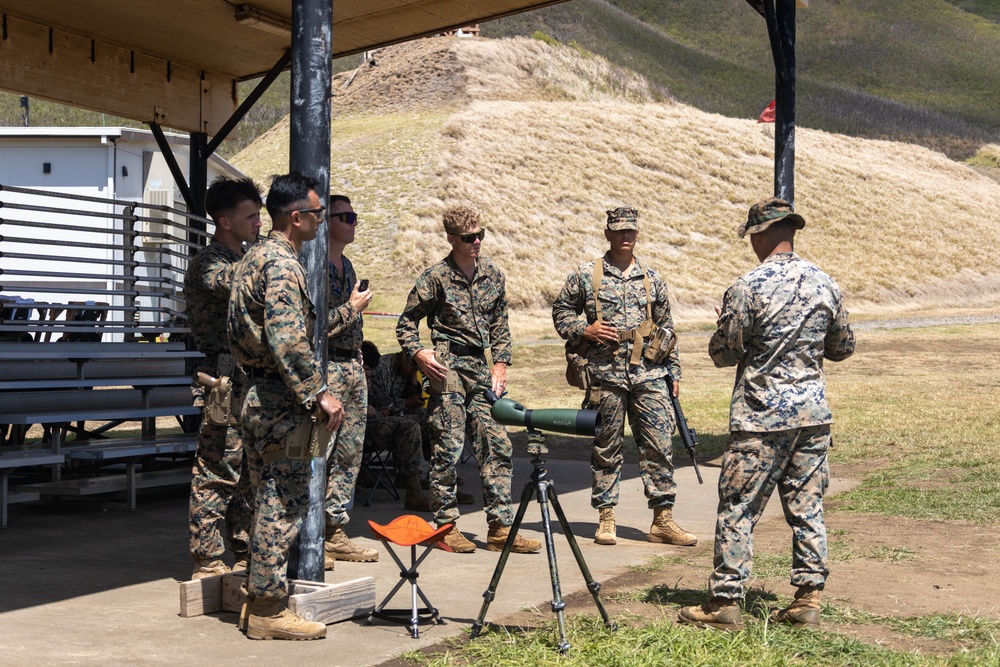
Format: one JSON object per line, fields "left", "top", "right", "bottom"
{"left": 188, "top": 132, "right": 209, "bottom": 252}
{"left": 288, "top": 0, "right": 333, "bottom": 583}
{"left": 770, "top": 0, "right": 796, "bottom": 203}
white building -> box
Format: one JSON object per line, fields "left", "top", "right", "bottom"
{"left": 0, "top": 127, "right": 244, "bottom": 338}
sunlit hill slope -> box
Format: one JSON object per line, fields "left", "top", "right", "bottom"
{"left": 232, "top": 36, "right": 1000, "bottom": 323}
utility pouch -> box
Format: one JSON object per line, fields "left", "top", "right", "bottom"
{"left": 584, "top": 383, "right": 603, "bottom": 407}
{"left": 564, "top": 338, "right": 590, "bottom": 390}
{"left": 197, "top": 372, "right": 237, "bottom": 427}
{"left": 428, "top": 343, "right": 461, "bottom": 393}
{"left": 283, "top": 403, "right": 334, "bottom": 462}
{"left": 643, "top": 326, "right": 677, "bottom": 364}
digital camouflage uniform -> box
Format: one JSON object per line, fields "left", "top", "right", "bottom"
{"left": 396, "top": 255, "right": 514, "bottom": 528}
{"left": 183, "top": 239, "right": 252, "bottom": 563}
{"left": 708, "top": 252, "right": 855, "bottom": 599}
{"left": 552, "top": 254, "right": 683, "bottom": 511}
{"left": 228, "top": 231, "right": 326, "bottom": 602}
{"left": 367, "top": 353, "right": 423, "bottom": 480}
{"left": 324, "top": 255, "right": 366, "bottom": 531}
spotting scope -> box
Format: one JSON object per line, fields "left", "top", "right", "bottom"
{"left": 485, "top": 390, "right": 600, "bottom": 437}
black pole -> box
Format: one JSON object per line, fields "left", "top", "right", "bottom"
{"left": 288, "top": 0, "right": 332, "bottom": 584}
{"left": 773, "top": 0, "right": 796, "bottom": 203}
{"left": 188, "top": 131, "right": 209, "bottom": 251}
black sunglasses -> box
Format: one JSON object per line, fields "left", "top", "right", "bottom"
{"left": 331, "top": 211, "right": 359, "bottom": 225}
{"left": 453, "top": 229, "right": 486, "bottom": 244}
{"left": 284, "top": 205, "right": 326, "bottom": 218}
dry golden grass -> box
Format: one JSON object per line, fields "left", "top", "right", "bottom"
{"left": 233, "top": 35, "right": 1000, "bottom": 327}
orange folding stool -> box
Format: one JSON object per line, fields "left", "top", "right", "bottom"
{"left": 366, "top": 515, "right": 453, "bottom": 638}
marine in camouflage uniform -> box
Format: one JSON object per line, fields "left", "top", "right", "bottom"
{"left": 396, "top": 205, "right": 539, "bottom": 554}
{"left": 321, "top": 194, "right": 378, "bottom": 565}
{"left": 552, "top": 206, "right": 695, "bottom": 548}
{"left": 184, "top": 177, "right": 261, "bottom": 579}
{"left": 679, "top": 197, "right": 855, "bottom": 631}
{"left": 228, "top": 173, "right": 342, "bottom": 640}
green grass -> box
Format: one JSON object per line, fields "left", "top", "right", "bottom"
{"left": 407, "top": 612, "right": 1000, "bottom": 666}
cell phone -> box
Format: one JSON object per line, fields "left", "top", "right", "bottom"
{"left": 358, "top": 279, "right": 369, "bottom": 291}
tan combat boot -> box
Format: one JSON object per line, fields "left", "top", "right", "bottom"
{"left": 231, "top": 552, "right": 249, "bottom": 573}
{"left": 437, "top": 526, "right": 477, "bottom": 553}
{"left": 403, "top": 475, "right": 433, "bottom": 513}
{"left": 595, "top": 507, "right": 617, "bottom": 546}
{"left": 191, "top": 558, "right": 230, "bottom": 580}
{"left": 770, "top": 585, "right": 821, "bottom": 628}
{"left": 245, "top": 597, "right": 327, "bottom": 641}
{"left": 648, "top": 507, "right": 698, "bottom": 546}
{"left": 487, "top": 522, "right": 542, "bottom": 553}
{"left": 677, "top": 597, "right": 744, "bottom": 631}
{"left": 324, "top": 525, "right": 379, "bottom": 566}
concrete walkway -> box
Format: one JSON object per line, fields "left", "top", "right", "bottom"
{"left": 0, "top": 454, "right": 856, "bottom": 666}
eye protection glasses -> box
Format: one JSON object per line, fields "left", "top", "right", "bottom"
{"left": 284, "top": 206, "right": 327, "bottom": 218}
{"left": 452, "top": 229, "right": 486, "bottom": 244}
{"left": 331, "top": 211, "right": 359, "bottom": 225}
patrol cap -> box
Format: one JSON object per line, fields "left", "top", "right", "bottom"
{"left": 443, "top": 205, "right": 482, "bottom": 235}
{"left": 606, "top": 207, "right": 638, "bottom": 231}
{"left": 738, "top": 197, "right": 805, "bottom": 238}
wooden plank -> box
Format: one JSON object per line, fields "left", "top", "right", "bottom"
{"left": 178, "top": 574, "right": 224, "bottom": 618}
{"left": 0, "top": 453, "right": 66, "bottom": 470}
{"left": 290, "top": 577, "right": 376, "bottom": 625}
{"left": 0, "top": 376, "right": 192, "bottom": 391}
{"left": 20, "top": 468, "right": 192, "bottom": 496}
{"left": 0, "top": 406, "right": 199, "bottom": 426}
{"left": 65, "top": 437, "right": 198, "bottom": 461}
{"left": 6, "top": 490, "right": 41, "bottom": 504}
{"left": 215, "top": 572, "right": 376, "bottom": 624}
{"left": 0, "top": 14, "right": 236, "bottom": 135}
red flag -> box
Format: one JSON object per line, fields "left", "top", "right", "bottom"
{"left": 757, "top": 99, "right": 776, "bottom": 123}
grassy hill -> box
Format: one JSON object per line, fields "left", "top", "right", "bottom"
{"left": 232, "top": 36, "right": 1000, "bottom": 334}
{"left": 2, "top": 0, "right": 998, "bottom": 163}
{"left": 484, "top": 0, "right": 1000, "bottom": 159}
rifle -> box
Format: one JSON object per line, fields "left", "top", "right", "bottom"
{"left": 665, "top": 373, "right": 703, "bottom": 484}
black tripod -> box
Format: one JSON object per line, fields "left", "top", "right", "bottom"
{"left": 470, "top": 431, "right": 617, "bottom": 653}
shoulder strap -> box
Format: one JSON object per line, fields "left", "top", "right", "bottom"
{"left": 592, "top": 258, "right": 604, "bottom": 322}
{"left": 593, "top": 257, "right": 653, "bottom": 322}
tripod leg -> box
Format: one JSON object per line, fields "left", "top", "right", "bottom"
{"left": 535, "top": 479, "right": 571, "bottom": 653}
{"left": 547, "top": 484, "right": 617, "bottom": 630}
{"left": 470, "top": 479, "right": 537, "bottom": 638}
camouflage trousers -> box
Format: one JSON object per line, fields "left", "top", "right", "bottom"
{"left": 188, "top": 418, "right": 253, "bottom": 561}
{"left": 427, "top": 354, "right": 512, "bottom": 527}
{"left": 366, "top": 415, "right": 423, "bottom": 480}
{"left": 709, "top": 425, "right": 831, "bottom": 599}
{"left": 591, "top": 378, "right": 677, "bottom": 510}
{"left": 324, "top": 358, "right": 367, "bottom": 530}
{"left": 242, "top": 444, "right": 312, "bottom": 601}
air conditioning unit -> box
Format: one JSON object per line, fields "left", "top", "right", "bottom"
{"left": 140, "top": 188, "right": 182, "bottom": 246}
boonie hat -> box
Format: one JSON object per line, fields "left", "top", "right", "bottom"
{"left": 606, "top": 207, "right": 638, "bottom": 231}
{"left": 738, "top": 197, "right": 805, "bottom": 238}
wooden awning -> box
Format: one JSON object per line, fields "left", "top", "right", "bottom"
{"left": 0, "top": 1, "right": 567, "bottom": 134}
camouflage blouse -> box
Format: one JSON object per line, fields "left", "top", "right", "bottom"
{"left": 396, "top": 255, "right": 513, "bottom": 365}
{"left": 552, "top": 253, "right": 682, "bottom": 388}
{"left": 227, "top": 230, "right": 326, "bottom": 406}
{"left": 183, "top": 239, "right": 240, "bottom": 361}
{"left": 709, "top": 252, "right": 856, "bottom": 431}
{"left": 327, "top": 254, "right": 363, "bottom": 351}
